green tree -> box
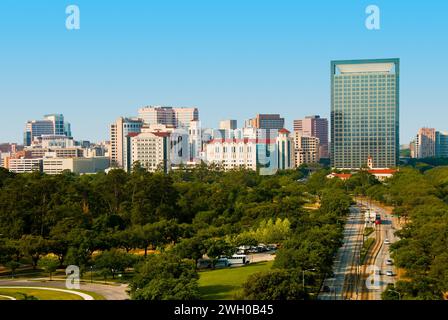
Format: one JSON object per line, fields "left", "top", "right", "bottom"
{"left": 38, "top": 255, "right": 60, "bottom": 280}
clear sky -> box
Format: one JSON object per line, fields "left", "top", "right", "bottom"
{"left": 0, "top": 0, "right": 447, "bottom": 144}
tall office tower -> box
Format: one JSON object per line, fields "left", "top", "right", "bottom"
{"left": 24, "top": 114, "right": 72, "bottom": 146}
{"left": 414, "top": 128, "right": 436, "bottom": 158}
{"left": 245, "top": 114, "right": 285, "bottom": 130}
{"left": 109, "top": 117, "right": 144, "bottom": 170}
{"left": 219, "top": 120, "right": 237, "bottom": 130}
{"left": 293, "top": 115, "right": 329, "bottom": 158}
{"left": 138, "top": 106, "right": 199, "bottom": 128}
{"left": 331, "top": 59, "right": 400, "bottom": 169}
{"left": 276, "top": 129, "right": 295, "bottom": 170}
{"left": 436, "top": 131, "right": 448, "bottom": 158}
{"left": 24, "top": 120, "right": 55, "bottom": 146}
{"left": 44, "top": 114, "right": 66, "bottom": 136}
{"left": 293, "top": 132, "right": 320, "bottom": 167}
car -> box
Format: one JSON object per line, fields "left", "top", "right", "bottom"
{"left": 322, "top": 286, "right": 331, "bottom": 293}
{"left": 384, "top": 239, "right": 391, "bottom": 245}
{"left": 386, "top": 259, "right": 394, "bottom": 266}
{"left": 386, "top": 271, "right": 394, "bottom": 276}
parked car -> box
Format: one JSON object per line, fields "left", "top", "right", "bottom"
{"left": 386, "top": 271, "right": 394, "bottom": 276}
{"left": 386, "top": 259, "right": 394, "bottom": 266}
{"left": 384, "top": 239, "right": 391, "bottom": 245}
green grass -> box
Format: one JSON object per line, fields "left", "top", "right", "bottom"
{"left": 198, "top": 261, "right": 273, "bottom": 300}
{"left": 0, "top": 288, "right": 84, "bottom": 300}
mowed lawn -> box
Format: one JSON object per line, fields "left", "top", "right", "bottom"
{"left": 0, "top": 288, "right": 84, "bottom": 300}
{"left": 199, "top": 261, "right": 273, "bottom": 300}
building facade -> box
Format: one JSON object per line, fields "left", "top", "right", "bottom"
{"left": 331, "top": 59, "right": 400, "bottom": 169}
{"left": 245, "top": 114, "right": 285, "bottom": 130}
{"left": 293, "top": 133, "right": 320, "bottom": 167}
{"left": 276, "top": 129, "right": 295, "bottom": 170}
{"left": 293, "top": 115, "right": 329, "bottom": 158}
{"left": 414, "top": 128, "right": 436, "bottom": 158}
{"left": 130, "top": 131, "right": 171, "bottom": 173}
{"left": 138, "top": 106, "right": 199, "bottom": 128}
{"left": 109, "top": 117, "right": 144, "bottom": 170}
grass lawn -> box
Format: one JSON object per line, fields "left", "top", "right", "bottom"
{"left": 198, "top": 261, "right": 273, "bottom": 300}
{"left": 0, "top": 288, "right": 84, "bottom": 300}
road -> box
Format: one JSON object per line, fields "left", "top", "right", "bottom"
{"left": 0, "top": 279, "right": 129, "bottom": 300}
{"left": 365, "top": 202, "right": 399, "bottom": 300}
{"left": 319, "top": 205, "right": 364, "bottom": 300}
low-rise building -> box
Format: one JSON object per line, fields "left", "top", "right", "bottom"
{"left": 8, "top": 158, "right": 43, "bottom": 173}
{"left": 43, "top": 157, "right": 110, "bottom": 175}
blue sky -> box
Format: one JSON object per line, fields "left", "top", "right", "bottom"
{"left": 0, "top": 0, "right": 447, "bottom": 144}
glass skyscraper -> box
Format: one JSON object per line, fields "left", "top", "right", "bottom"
{"left": 331, "top": 59, "right": 400, "bottom": 169}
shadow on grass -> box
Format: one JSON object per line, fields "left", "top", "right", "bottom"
{"left": 199, "top": 285, "right": 239, "bottom": 300}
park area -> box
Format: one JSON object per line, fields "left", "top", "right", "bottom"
{"left": 198, "top": 261, "right": 273, "bottom": 300}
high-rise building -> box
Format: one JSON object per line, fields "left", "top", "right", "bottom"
{"left": 293, "top": 133, "right": 320, "bottom": 167}
{"left": 245, "top": 114, "right": 285, "bottom": 130}
{"left": 24, "top": 120, "right": 54, "bottom": 146}
{"left": 331, "top": 59, "right": 400, "bottom": 169}
{"left": 412, "top": 128, "right": 448, "bottom": 159}
{"left": 24, "top": 114, "right": 71, "bottom": 146}
{"left": 293, "top": 115, "right": 329, "bottom": 158}
{"left": 109, "top": 117, "right": 144, "bottom": 170}
{"left": 44, "top": 114, "right": 71, "bottom": 137}
{"left": 436, "top": 131, "right": 448, "bottom": 158}
{"left": 414, "top": 128, "right": 436, "bottom": 158}
{"left": 138, "top": 106, "right": 199, "bottom": 128}
{"left": 130, "top": 131, "right": 171, "bottom": 173}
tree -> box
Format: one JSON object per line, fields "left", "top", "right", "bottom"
{"left": 93, "top": 249, "right": 136, "bottom": 280}
{"left": 241, "top": 270, "right": 308, "bottom": 300}
{"left": 38, "top": 256, "right": 60, "bottom": 280}
{"left": 19, "top": 235, "right": 48, "bottom": 269}
{"left": 129, "top": 253, "right": 200, "bottom": 300}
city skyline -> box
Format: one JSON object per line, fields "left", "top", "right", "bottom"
{"left": 1, "top": 1, "right": 448, "bottom": 144}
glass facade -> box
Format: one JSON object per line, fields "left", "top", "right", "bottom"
{"left": 331, "top": 59, "right": 400, "bottom": 169}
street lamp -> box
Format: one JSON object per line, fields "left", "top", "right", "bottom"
{"left": 90, "top": 266, "right": 93, "bottom": 284}
{"left": 302, "top": 268, "right": 317, "bottom": 291}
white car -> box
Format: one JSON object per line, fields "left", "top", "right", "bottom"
{"left": 386, "top": 259, "right": 394, "bottom": 266}
{"left": 384, "top": 239, "right": 391, "bottom": 245}
{"left": 386, "top": 271, "right": 394, "bottom": 276}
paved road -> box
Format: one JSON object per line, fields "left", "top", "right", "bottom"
{"left": 319, "top": 206, "right": 364, "bottom": 300}
{"left": 0, "top": 279, "right": 129, "bottom": 300}
{"left": 368, "top": 203, "right": 399, "bottom": 300}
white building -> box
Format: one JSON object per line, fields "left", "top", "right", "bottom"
{"left": 130, "top": 131, "right": 171, "bottom": 173}
{"left": 9, "top": 158, "right": 43, "bottom": 173}
{"left": 276, "top": 129, "right": 295, "bottom": 170}
{"left": 43, "top": 157, "right": 110, "bottom": 175}
{"left": 205, "top": 137, "right": 258, "bottom": 171}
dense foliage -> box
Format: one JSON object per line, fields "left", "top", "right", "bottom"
{"left": 0, "top": 165, "right": 351, "bottom": 300}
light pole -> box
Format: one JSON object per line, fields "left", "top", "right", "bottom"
{"left": 302, "top": 268, "right": 317, "bottom": 292}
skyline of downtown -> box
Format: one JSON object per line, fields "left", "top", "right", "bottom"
{"left": 1, "top": 0, "right": 448, "bottom": 144}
